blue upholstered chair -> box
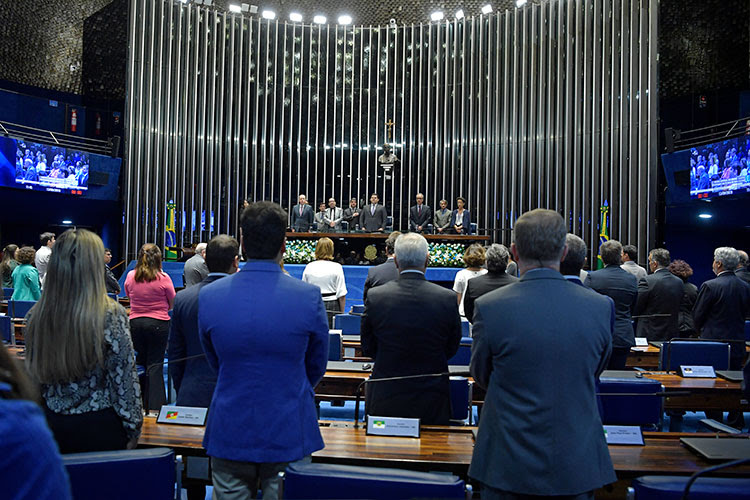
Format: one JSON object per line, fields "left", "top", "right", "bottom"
{"left": 744, "top": 320, "right": 750, "bottom": 341}
{"left": 63, "top": 447, "right": 176, "bottom": 500}
{"left": 107, "top": 293, "right": 118, "bottom": 300}
{"left": 328, "top": 332, "right": 343, "bottom": 361}
{"left": 385, "top": 216, "right": 393, "bottom": 232}
{"left": 470, "top": 222, "right": 477, "bottom": 234}
{"left": 448, "top": 337, "right": 472, "bottom": 366}
{"left": 597, "top": 378, "right": 663, "bottom": 428}
{"left": 460, "top": 318, "right": 471, "bottom": 337}
{"left": 628, "top": 476, "right": 750, "bottom": 500}
{"left": 350, "top": 304, "right": 365, "bottom": 315}
{"left": 0, "top": 315, "right": 10, "bottom": 343}
{"left": 281, "top": 462, "right": 468, "bottom": 499}
{"left": 449, "top": 376, "right": 473, "bottom": 424}
{"left": 8, "top": 300, "right": 35, "bottom": 319}
{"left": 333, "top": 314, "right": 360, "bottom": 335}
{"left": 2, "top": 287, "right": 12, "bottom": 299}
{"left": 658, "top": 340, "right": 730, "bottom": 372}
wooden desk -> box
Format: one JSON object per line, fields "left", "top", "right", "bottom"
{"left": 287, "top": 232, "right": 489, "bottom": 242}
{"left": 626, "top": 346, "right": 660, "bottom": 369}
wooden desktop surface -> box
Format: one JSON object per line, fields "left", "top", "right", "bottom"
{"left": 287, "top": 232, "right": 489, "bottom": 242}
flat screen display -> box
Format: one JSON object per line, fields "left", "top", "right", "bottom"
{"left": 687, "top": 137, "right": 750, "bottom": 199}
{"left": 0, "top": 136, "right": 89, "bottom": 195}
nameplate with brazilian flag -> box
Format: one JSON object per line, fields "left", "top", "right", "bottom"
{"left": 157, "top": 405, "right": 208, "bottom": 426}
{"left": 366, "top": 416, "right": 420, "bottom": 438}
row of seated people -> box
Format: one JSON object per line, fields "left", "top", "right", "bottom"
{"left": 3, "top": 204, "right": 750, "bottom": 500}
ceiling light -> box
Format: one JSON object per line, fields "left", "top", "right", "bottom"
{"left": 698, "top": 213, "right": 712, "bottom": 219}
{"left": 455, "top": 9, "right": 465, "bottom": 19}
{"left": 261, "top": 9, "right": 276, "bottom": 19}
{"left": 313, "top": 15, "right": 327, "bottom": 24}
{"left": 228, "top": 3, "right": 242, "bottom": 13}
{"left": 62, "top": 220, "right": 73, "bottom": 225}
{"left": 430, "top": 11, "right": 444, "bottom": 21}
{"left": 240, "top": 3, "right": 250, "bottom": 12}
{"left": 481, "top": 4, "right": 493, "bottom": 14}
{"left": 338, "top": 14, "right": 352, "bottom": 25}
{"left": 515, "top": 0, "right": 527, "bottom": 7}
{"left": 289, "top": 12, "right": 303, "bottom": 22}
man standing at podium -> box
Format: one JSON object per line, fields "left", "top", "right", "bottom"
{"left": 470, "top": 209, "right": 615, "bottom": 499}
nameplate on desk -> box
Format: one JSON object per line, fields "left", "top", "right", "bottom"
{"left": 157, "top": 405, "right": 207, "bottom": 426}
{"left": 634, "top": 337, "right": 648, "bottom": 347}
{"left": 603, "top": 425, "right": 644, "bottom": 446}
{"left": 366, "top": 416, "right": 420, "bottom": 438}
{"left": 680, "top": 365, "right": 716, "bottom": 378}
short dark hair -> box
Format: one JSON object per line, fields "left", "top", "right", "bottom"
{"left": 40, "top": 232, "right": 55, "bottom": 246}
{"left": 622, "top": 245, "right": 638, "bottom": 262}
{"left": 600, "top": 240, "right": 623, "bottom": 266}
{"left": 240, "top": 201, "right": 287, "bottom": 259}
{"left": 514, "top": 209, "right": 567, "bottom": 264}
{"left": 205, "top": 235, "right": 239, "bottom": 273}
{"left": 385, "top": 231, "right": 401, "bottom": 255}
{"left": 104, "top": 248, "right": 112, "bottom": 254}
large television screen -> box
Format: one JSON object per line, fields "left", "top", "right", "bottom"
{"left": 687, "top": 137, "right": 750, "bottom": 199}
{"left": 0, "top": 136, "right": 89, "bottom": 195}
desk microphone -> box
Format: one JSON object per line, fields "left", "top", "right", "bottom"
{"left": 353, "top": 370, "right": 471, "bottom": 428}
{"left": 631, "top": 313, "right": 673, "bottom": 319}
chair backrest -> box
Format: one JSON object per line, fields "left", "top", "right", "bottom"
{"left": 2, "top": 287, "right": 13, "bottom": 300}
{"left": 461, "top": 318, "right": 471, "bottom": 337}
{"left": 9, "top": 300, "right": 36, "bottom": 319}
{"left": 448, "top": 338, "right": 472, "bottom": 366}
{"left": 597, "top": 378, "right": 663, "bottom": 427}
{"left": 0, "top": 315, "right": 10, "bottom": 343}
{"left": 107, "top": 293, "right": 118, "bottom": 301}
{"left": 470, "top": 222, "right": 477, "bottom": 233}
{"left": 659, "top": 341, "right": 731, "bottom": 371}
{"left": 745, "top": 320, "right": 750, "bottom": 342}
{"left": 333, "top": 314, "right": 360, "bottom": 335}
{"left": 63, "top": 447, "right": 175, "bottom": 500}
{"left": 631, "top": 475, "right": 750, "bottom": 500}
{"left": 341, "top": 221, "right": 349, "bottom": 232}
{"left": 350, "top": 304, "right": 365, "bottom": 315}
{"left": 281, "top": 462, "right": 466, "bottom": 500}
{"left": 328, "top": 332, "right": 343, "bottom": 361}
{"left": 449, "top": 376, "right": 472, "bottom": 423}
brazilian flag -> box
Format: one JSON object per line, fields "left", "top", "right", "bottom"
{"left": 165, "top": 201, "right": 178, "bottom": 261}
{"left": 597, "top": 201, "right": 609, "bottom": 270}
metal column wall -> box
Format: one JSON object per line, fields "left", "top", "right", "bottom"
{"left": 124, "top": 0, "right": 658, "bottom": 262}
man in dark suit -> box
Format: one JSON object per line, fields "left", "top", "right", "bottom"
{"left": 634, "top": 248, "right": 684, "bottom": 341}
{"left": 560, "top": 233, "right": 588, "bottom": 285}
{"left": 585, "top": 239, "right": 638, "bottom": 370}
{"left": 359, "top": 193, "right": 387, "bottom": 232}
{"left": 470, "top": 209, "right": 616, "bottom": 499}
{"left": 736, "top": 250, "right": 750, "bottom": 284}
{"left": 694, "top": 247, "right": 750, "bottom": 429}
{"left": 361, "top": 233, "right": 462, "bottom": 425}
{"left": 183, "top": 243, "right": 209, "bottom": 287}
{"left": 104, "top": 247, "right": 121, "bottom": 295}
{"left": 362, "top": 231, "right": 401, "bottom": 301}
{"left": 169, "top": 235, "right": 239, "bottom": 408}
{"left": 290, "top": 193, "right": 314, "bottom": 232}
{"left": 408, "top": 193, "right": 432, "bottom": 233}
{"left": 463, "top": 244, "right": 517, "bottom": 323}
{"left": 342, "top": 198, "right": 360, "bottom": 229}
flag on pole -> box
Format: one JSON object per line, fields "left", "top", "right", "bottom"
{"left": 165, "top": 201, "right": 177, "bottom": 261}
{"left": 597, "top": 201, "right": 610, "bottom": 270}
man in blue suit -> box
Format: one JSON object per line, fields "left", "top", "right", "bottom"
{"left": 470, "top": 209, "right": 616, "bottom": 499}
{"left": 198, "top": 202, "right": 329, "bottom": 500}
{"left": 169, "top": 235, "right": 239, "bottom": 408}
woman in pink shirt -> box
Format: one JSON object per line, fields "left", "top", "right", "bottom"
{"left": 124, "top": 243, "right": 175, "bottom": 411}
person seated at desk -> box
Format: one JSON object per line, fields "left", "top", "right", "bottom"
{"left": 433, "top": 199, "right": 452, "bottom": 234}
{"left": 450, "top": 197, "right": 472, "bottom": 234}
{"left": 409, "top": 193, "right": 432, "bottom": 233}
{"left": 25, "top": 229, "right": 143, "bottom": 453}
{"left": 302, "top": 237, "right": 347, "bottom": 326}
{"left": 463, "top": 244, "right": 517, "bottom": 324}
{"left": 361, "top": 233, "right": 461, "bottom": 425}
{"left": 10, "top": 246, "right": 41, "bottom": 301}
{"left": 0, "top": 343, "right": 72, "bottom": 500}
{"left": 359, "top": 193, "right": 387, "bottom": 233}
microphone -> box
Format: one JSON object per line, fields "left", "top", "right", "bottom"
{"left": 631, "top": 313, "right": 673, "bottom": 319}
{"left": 353, "top": 370, "right": 471, "bottom": 428}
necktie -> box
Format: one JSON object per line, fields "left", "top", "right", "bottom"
{"left": 371, "top": 205, "right": 375, "bottom": 215}
{"left": 299, "top": 206, "right": 303, "bottom": 216}
{"left": 418, "top": 205, "right": 421, "bottom": 215}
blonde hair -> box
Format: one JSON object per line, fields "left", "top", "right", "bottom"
{"left": 25, "top": 229, "right": 115, "bottom": 384}
{"left": 135, "top": 243, "right": 163, "bottom": 282}
{"left": 315, "top": 237, "right": 334, "bottom": 261}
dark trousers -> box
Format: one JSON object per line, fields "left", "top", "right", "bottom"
{"left": 45, "top": 406, "right": 128, "bottom": 454}
{"left": 480, "top": 483, "right": 593, "bottom": 500}
{"left": 130, "top": 317, "right": 170, "bottom": 412}
{"left": 607, "top": 347, "right": 630, "bottom": 370}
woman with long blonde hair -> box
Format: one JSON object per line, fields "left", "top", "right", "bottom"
{"left": 124, "top": 243, "right": 175, "bottom": 411}
{"left": 25, "top": 229, "right": 142, "bottom": 453}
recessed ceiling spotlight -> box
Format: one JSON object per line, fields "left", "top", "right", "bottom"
{"left": 261, "top": 9, "right": 276, "bottom": 19}
{"left": 430, "top": 11, "right": 444, "bottom": 21}
{"left": 313, "top": 15, "right": 327, "bottom": 24}
{"left": 338, "top": 14, "right": 352, "bottom": 25}
{"left": 228, "top": 3, "right": 242, "bottom": 13}
{"left": 698, "top": 213, "right": 712, "bottom": 219}
{"left": 455, "top": 9, "right": 465, "bottom": 19}
{"left": 481, "top": 4, "right": 493, "bottom": 14}
{"left": 289, "top": 12, "right": 303, "bottom": 22}
{"left": 62, "top": 219, "right": 73, "bottom": 225}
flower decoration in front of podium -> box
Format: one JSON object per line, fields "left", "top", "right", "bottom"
{"left": 284, "top": 239, "right": 316, "bottom": 264}
{"left": 428, "top": 243, "right": 465, "bottom": 267}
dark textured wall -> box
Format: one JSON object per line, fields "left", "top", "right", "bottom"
{"left": 83, "top": 0, "right": 129, "bottom": 100}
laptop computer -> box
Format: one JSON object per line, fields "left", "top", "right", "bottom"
{"left": 680, "top": 437, "right": 750, "bottom": 461}
{"left": 715, "top": 370, "right": 744, "bottom": 382}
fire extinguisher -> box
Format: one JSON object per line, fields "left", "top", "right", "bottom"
{"left": 95, "top": 113, "right": 101, "bottom": 136}
{"left": 71, "top": 108, "right": 78, "bottom": 133}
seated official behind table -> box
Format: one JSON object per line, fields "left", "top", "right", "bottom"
{"left": 302, "top": 237, "right": 347, "bottom": 326}
{"left": 450, "top": 197, "right": 472, "bottom": 234}
{"left": 25, "top": 229, "right": 143, "bottom": 453}
{"left": 361, "top": 233, "right": 461, "bottom": 425}
{"left": 10, "top": 246, "right": 41, "bottom": 301}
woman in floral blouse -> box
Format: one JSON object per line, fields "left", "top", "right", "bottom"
{"left": 25, "top": 229, "right": 143, "bottom": 453}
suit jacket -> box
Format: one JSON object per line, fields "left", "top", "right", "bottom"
{"left": 677, "top": 281, "right": 698, "bottom": 336}
{"left": 634, "top": 268, "right": 684, "bottom": 341}
{"left": 342, "top": 206, "right": 360, "bottom": 225}
{"left": 323, "top": 206, "right": 344, "bottom": 232}
{"left": 362, "top": 258, "right": 399, "bottom": 302}
{"left": 469, "top": 268, "right": 616, "bottom": 495}
{"left": 361, "top": 272, "right": 462, "bottom": 425}
{"left": 584, "top": 265, "right": 638, "bottom": 348}
{"left": 183, "top": 254, "right": 209, "bottom": 287}
{"left": 736, "top": 266, "right": 750, "bottom": 285}
{"left": 105, "top": 265, "right": 120, "bottom": 295}
{"left": 409, "top": 204, "right": 432, "bottom": 232}
{"left": 291, "top": 204, "right": 315, "bottom": 232}
{"left": 198, "top": 260, "right": 329, "bottom": 463}
{"left": 450, "top": 209, "right": 473, "bottom": 234}
{"left": 168, "top": 274, "right": 224, "bottom": 408}
{"left": 433, "top": 208, "right": 452, "bottom": 231}
{"left": 693, "top": 271, "right": 750, "bottom": 363}
{"left": 463, "top": 271, "right": 518, "bottom": 324}
{"left": 314, "top": 211, "right": 326, "bottom": 231}
{"left": 359, "top": 204, "right": 387, "bottom": 232}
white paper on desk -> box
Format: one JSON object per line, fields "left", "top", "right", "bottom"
{"left": 603, "top": 425, "right": 644, "bottom": 445}
{"left": 630, "top": 346, "right": 649, "bottom": 352}
{"left": 635, "top": 337, "right": 648, "bottom": 346}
